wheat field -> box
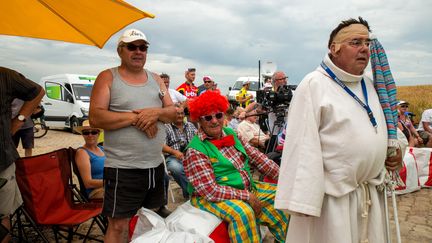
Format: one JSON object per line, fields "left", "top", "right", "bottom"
{"left": 397, "top": 85, "right": 432, "bottom": 125}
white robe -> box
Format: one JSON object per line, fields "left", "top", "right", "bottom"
{"left": 275, "top": 54, "right": 389, "bottom": 243}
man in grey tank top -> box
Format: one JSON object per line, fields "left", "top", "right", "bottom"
{"left": 89, "top": 28, "right": 176, "bottom": 243}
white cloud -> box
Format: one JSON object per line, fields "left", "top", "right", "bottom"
{"left": 0, "top": 0, "right": 430, "bottom": 93}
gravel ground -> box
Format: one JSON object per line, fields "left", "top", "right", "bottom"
{"left": 14, "top": 129, "right": 432, "bottom": 243}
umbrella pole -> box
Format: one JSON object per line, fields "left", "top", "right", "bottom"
{"left": 391, "top": 188, "right": 402, "bottom": 243}
{"left": 383, "top": 186, "right": 392, "bottom": 243}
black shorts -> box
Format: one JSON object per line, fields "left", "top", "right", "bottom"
{"left": 12, "top": 127, "right": 34, "bottom": 149}
{"left": 102, "top": 163, "right": 166, "bottom": 218}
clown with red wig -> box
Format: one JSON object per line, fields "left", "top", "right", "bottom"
{"left": 183, "top": 91, "right": 289, "bottom": 243}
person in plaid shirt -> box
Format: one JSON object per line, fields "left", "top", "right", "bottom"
{"left": 183, "top": 90, "right": 289, "bottom": 243}
{"left": 162, "top": 106, "right": 197, "bottom": 199}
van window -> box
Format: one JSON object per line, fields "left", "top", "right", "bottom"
{"left": 233, "top": 81, "right": 259, "bottom": 91}
{"left": 45, "top": 82, "right": 74, "bottom": 103}
{"left": 64, "top": 83, "right": 73, "bottom": 93}
{"left": 72, "top": 84, "right": 93, "bottom": 101}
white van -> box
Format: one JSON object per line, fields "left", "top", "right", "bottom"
{"left": 39, "top": 74, "right": 96, "bottom": 132}
{"left": 227, "top": 77, "right": 259, "bottom": 106}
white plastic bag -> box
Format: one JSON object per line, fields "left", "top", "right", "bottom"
{"left": 130, "top": 207, "right": 215, "bottom": 243}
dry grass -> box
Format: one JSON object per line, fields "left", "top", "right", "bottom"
{"left": 397, "top": 85, "right": 432, "bottom": 125}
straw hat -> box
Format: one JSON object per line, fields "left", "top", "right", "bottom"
{"left": 74, "top": 120, "right": 102, "bottom": 134}
{"left": 397, "top": 100, "right": 409, "bottom": 106}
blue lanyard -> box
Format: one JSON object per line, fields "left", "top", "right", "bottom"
{"left": 320, "top": 62, "right": 377, "bottom": 130}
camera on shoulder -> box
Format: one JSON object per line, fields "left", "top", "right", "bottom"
{"left": 256, "top": 84, "right": 296, "bottom": 113}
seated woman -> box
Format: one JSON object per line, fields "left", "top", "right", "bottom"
{"left": 74, "top": 120, "right": 105, "bottom": 200}
{"left": 237, "top": 110, "right": 270, "bottom": 151}
{"left": 397, "top": 101, "right": 423, "bottom": 147}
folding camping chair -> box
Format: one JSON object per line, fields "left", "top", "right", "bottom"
{"left": 70, "top": 147, "right": 108, "bottom": 228}
{"left": 11, "top": 147, "right": 105, "bottom": 242}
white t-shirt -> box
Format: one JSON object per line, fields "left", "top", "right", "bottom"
{"left": 168, "top": 88, "right": 187, "bottom": 104}
{"left": 237, "top": 120, "right": 268, "bottom": 147}
{"left": 417, "top": 109, "right": 432, "bottom": 131}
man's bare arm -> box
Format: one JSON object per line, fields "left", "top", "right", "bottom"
{"left": 423, "top": 121, "right": 432, "bottom": 134}
{"left": 19, "top": 87, "right": 45, "bottom": 119}
{"left": 155, "top": 73, "right": 176, "bottom": 123}
{"left": 89, "top": 70, "right": 137, "bottom": 130}
{"left": 132, "top": 72, "right": 176, "bottom": 130}
{"left": 11, "top": 87, "right": 45, "bottom": 134}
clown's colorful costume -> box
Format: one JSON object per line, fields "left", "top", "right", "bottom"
{"left": 183, "top": 91, "right": 289, "bottom": 243}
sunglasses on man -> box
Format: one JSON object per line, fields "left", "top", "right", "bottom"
{"left": 82, "top": 130, "right": 100, "bottom": 135}
{"left": 275, "top": 77, "right": 288, "bottom": 81}
{"left": 200, "top": 112, "right": 224, "bottom": 122}
{"left": 124, "top": 43, "right": 148, "bottom": 52}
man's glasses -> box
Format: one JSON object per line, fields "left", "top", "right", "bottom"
{"left": 200, "top": 112, "right": 224, "bottom": 122}
{"left": 204, "top": 81, "right": 213, "bottom": 83}
{"left": 82, "top": 130, "right": 100, "bottom": 135}
{"left": 124, "top": 43, "right": 148, "bottom": 52}
{"left": 275, "top": 77, "right": 287, "bottom": 81}
{"left": 346, "top": 38, "right": 371, "bottom": 48}
{"left": 400, "top": 105, "right": 408, "bottom": 108}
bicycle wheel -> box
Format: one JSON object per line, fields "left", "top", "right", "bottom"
{"left": 33, "top": 122, "right": 48, "bottom": 138}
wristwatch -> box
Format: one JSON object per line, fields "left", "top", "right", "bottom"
{"left": 159, "top": 89, "right": 166, "bottom": 100}
{"left": 17, "top": 114, "right": 26, "bottom": 122}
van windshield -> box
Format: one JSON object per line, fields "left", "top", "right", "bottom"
{"left": 233, "top": 81, "right": 259, "bottom": 91}
{"left": 72, "top": 84, "right": 93, "bottom": 101}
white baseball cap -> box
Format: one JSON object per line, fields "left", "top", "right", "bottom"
{"left": 118, "top": 29, "right": 149, "bottom": 45}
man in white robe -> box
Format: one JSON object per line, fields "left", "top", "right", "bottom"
{"left": 275, "top": 17, "right": 402, "bottom": 243}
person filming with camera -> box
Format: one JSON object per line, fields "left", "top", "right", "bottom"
{"left": 242, "top": 70, "right": 292, "bottom": 154}
{"left": 267, "top": 71, "right": 290, "bottom": 135}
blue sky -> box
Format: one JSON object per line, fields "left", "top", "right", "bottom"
{"left": 0, "top": 0, "right": 431, "bottom": 94}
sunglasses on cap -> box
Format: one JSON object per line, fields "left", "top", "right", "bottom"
{"left": 187, "top": 68, "right": 196, "bottom": 72}
{"left": 124, "top": 43, "right": 148, "bottom": 52}
{"left": 200, "top": 112, "right": 224, "bottom": 122}
{"left": 82, "top": 130, "right": 100, "bottom": 135}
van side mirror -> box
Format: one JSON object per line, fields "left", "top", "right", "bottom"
{"left": 229, "top": 87, "right": 232, "bottom": 91}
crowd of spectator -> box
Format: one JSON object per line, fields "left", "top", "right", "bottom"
{"left": 3, "top": 21, "right": 431, "bottom": 243}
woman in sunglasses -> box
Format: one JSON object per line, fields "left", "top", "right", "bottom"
{"left": 397, "top": 100, "right": 422, "bottom": 147}
{"left": 74, "top": 120, "right": 106, "bottom": 199}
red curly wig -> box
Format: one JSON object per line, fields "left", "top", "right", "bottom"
{"left": 188, "top": 90, "right": 229, "bottom": 122}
